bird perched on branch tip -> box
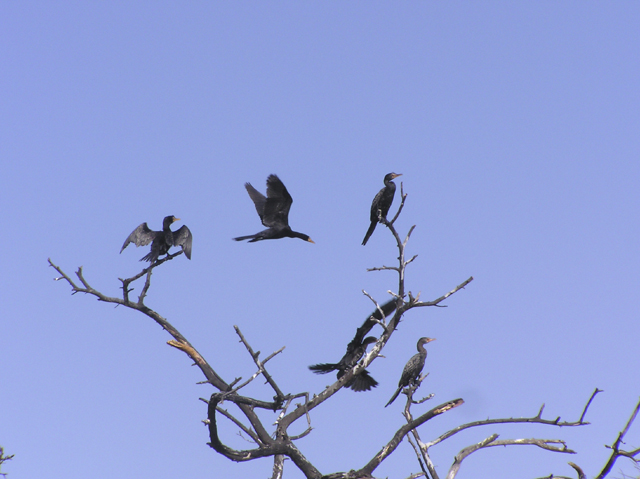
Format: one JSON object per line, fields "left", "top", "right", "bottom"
{"left": 121, "top": 215, "right": 192, "bottom": 263}
{"left": 362, "top": 172, "right": 402, "bottom": 246}
{"left": 385, "top": 337, "right": 435, "bottom": 407}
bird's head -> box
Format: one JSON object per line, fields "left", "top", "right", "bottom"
{"left": 418, "top": 337, "right": 436, "bottom": 348}
{"left": 385, "top": 172, "right": 402, "bottom": 182}
{"left": 163, "top": 216, "right": 180, "bottom": 228}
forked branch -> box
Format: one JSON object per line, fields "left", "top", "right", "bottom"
{"left": 594, "top": 396, "right": 640, "bottom": 479}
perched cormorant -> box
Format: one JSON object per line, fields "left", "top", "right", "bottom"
{"left": 362, "top": 172, "right": 402, "bottom": 246}
{"left": 385, "top": 337, "right": 435, "bottom": 407}
{"left": 121, "top": 215, "right": 192, "bottom": 263}
{"left": 309, "top": 336, "right": 378, "bottom": 392}
{"left": 233, "top": 174, "right": 314, "bottom": 243}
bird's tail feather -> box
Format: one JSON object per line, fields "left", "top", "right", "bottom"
{"left": 233, "top": 234, "right": 257, "bottom": 242}
{"left": 385, "top": 387, "right": 402, "bottom": 407}
{"left": 345, "top": 370, "right": 379, "bottom": 392}
{"left": 308, "top": 363, "right": 338, "bottom": 374}
{"left": 361, "top": 221, "right": 377, "bottom": 245}
{"left": 140, "top": 252, "right": 157, "bottom": 262}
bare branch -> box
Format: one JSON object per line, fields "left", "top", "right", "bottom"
{"left": 405, "top": 254, "right": 418, "bottom": 267}
{"left": 568, "top": 461, "right": 587, "bottom": 479}
{"left": 234, "top": 325, "right": 286, "bottom": 401}
{"left": 403, "top": 225, "right": 417, "bottom": 247}
{"left": 579, "top": 388, "right": 602, "bottom": 423}
{"left": 447, "top": 436, "right": 575, "bottom": 479}
{"left": 0, "top": 446, "right": 15, "bottom": 478}
{"left": 214, "top": 404, "right": 261, "bottom": 445}
{"left": 356, "top": 399, "right": 464, "bottom": 477}
{"left": 594, "top": 396, "right": 640, "bottom": 479}
{"left": 389, "top": 182, "right": 407, "bottom": 225}
{"left": 403, "top": 392, "right": 440, "bottom": 479}
{"left": 367, "top": 265, "right": 399, "bottom": 272}
{"left": 272, "top": 455, "right": 285, "bottom": 479}
{"left": 407, "top": 435, "right": 429, "bottom": 479}
{"left": 412, "top": 276, "right": 474, "bottom": 308}
{"left": 361, "top": 290, "right": 387, "bottom": 327}
{"left": 51, "top": 259, "right": 275, "bottom": 446}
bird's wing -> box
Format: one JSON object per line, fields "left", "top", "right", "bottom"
{"left": 121, "top": 223, "right": 158, "bottom": 252}
{"left": 263, "top": 174, "right": 293, "bottom": 227}
{"left": 369, "top": 187, "right": 386, "bottom": 221}
{"left": 173, "top": 225, "right": 193, "bottom": 259}
{"left": 399, "top": 353, "right": 424, "bottom": 387}
{"left": 245, "top": 182, "right": 267, "bottom": 220}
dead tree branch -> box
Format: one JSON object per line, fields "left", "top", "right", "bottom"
{"left": 594, "top": 396, "right": 640, "bottom": 479}
{"left": 446, "top": 436, "right": 575, "bottom": 479}
{"left": 425, "top": 390, "right": 598, "bottom": 452}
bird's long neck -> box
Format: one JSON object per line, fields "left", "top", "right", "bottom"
{"left": 289, "top": 230, "right": 309, "bottom": 241}
{"left": 162, "top": 221, "right": 174, "bottom": 245}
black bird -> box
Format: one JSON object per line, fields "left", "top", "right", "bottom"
{"left": 121, "top": 215, "right": 193, "bottom": 263}
{"left": 385, "top": 337, "right": 435, "bottom": 407}
{"left": 309, "top": 336, "right": 378, "bottom": 392}
{"left": 233, "top": 174, "right": 314, "bottom": 243}
{"left": 362, "top": 172, "right": 402, "bottom": 245}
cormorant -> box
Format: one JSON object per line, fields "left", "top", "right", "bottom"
{"left": 309, "top": 336, "right": 378, "bottom": 392}
{"left": 233, "top": 174, "right": 314, "bottom": 243}
{"left": 362, "top": 172, "right": 402, "bottom": 245}
{"left": 385, "top": 337, "right": 435, "bottom": 407}
{"left": 121, "top": 215, "right": 192, "bottom": 263}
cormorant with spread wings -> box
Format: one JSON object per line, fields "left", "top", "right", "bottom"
{"left": 121, "top": 215, "right": 192, "bottom": 263}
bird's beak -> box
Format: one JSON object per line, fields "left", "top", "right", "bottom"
{"left": 426, "top": 338, "right": 436, "bottom": 343}
{"left": 173, "top": 217, "right": 180, "bottom": 222}
{"left": 307, "top": 238, "right": 315, "bottom": 244}
{"left": 392, "top": 173, "right": 403, "bottom": 179}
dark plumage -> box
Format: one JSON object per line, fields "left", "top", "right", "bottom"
{"left": 309, "top": 336, "right": 378, "bottom": 392}
{"left": 352, "top": 299, "right": 398, "bottom": 348}
{"left": 120, "top": 215, "right": 192, "bottom": 263}
{"left": 362, "top": 172, "right": 402, "bottom": 246}
{"left": 385, "top": 337, "right": 435, "bottom": 407}
{"left": 233, "top": 174, "right": 314, "bottom": 243}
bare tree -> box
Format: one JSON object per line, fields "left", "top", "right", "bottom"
{"left": 50, "top": 185, "right": 639, "bottom": 479}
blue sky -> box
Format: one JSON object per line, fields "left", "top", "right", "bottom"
{"left": 1, "top": 2, "right": 639, "bottom": 478}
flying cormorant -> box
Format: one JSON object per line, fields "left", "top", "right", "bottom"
{"left": 233, "top": 174, "right": 314, "bottom": 243}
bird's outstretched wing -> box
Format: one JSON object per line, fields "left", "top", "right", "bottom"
{"left": 120, "top": 223, "right": 158, "bottom": 252}
{"left": 173, "top": 225, "right": 193, "bottom": 259}
{"left": 263, "top": 174, "right": 293, "bottom": 228}
{"left": 245, "top": 182, "right": 267, "bottom": 221}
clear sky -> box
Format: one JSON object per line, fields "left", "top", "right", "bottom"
{"left": 1, "top": 3, "right": 639, "bottom": 478}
